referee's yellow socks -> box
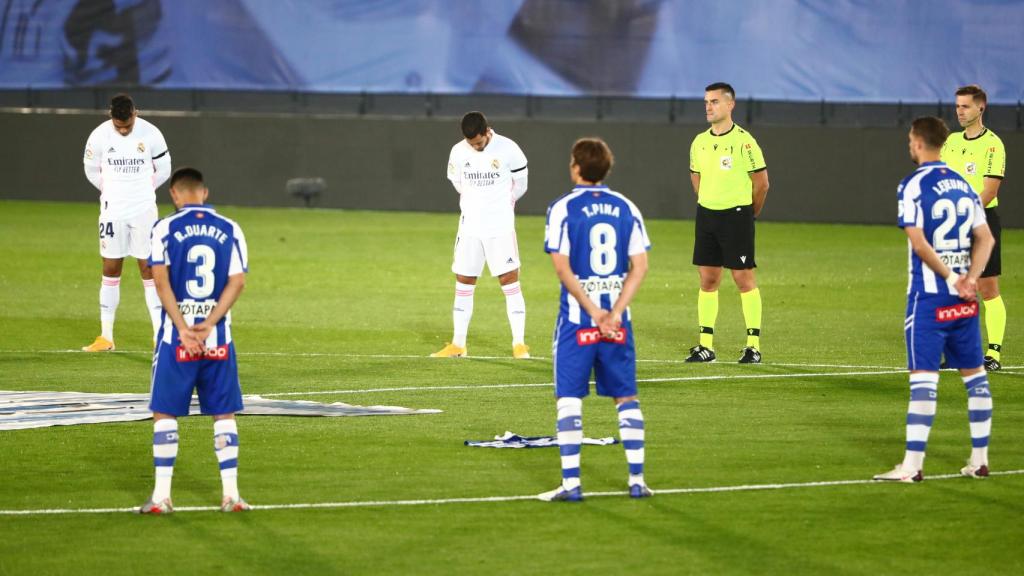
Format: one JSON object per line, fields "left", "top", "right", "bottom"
{"left": 697, "top": 290, "right": 718, "bottom": 349}
{"left": 741, "top": 288, "right": 762, "bottom": 349}
{"left": 983, "top": 295, "right": 1006, "bottom": 361}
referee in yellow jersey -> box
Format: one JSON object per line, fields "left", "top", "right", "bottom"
{"left": 686, "top": 82, "right": 770, "bottom": 364}
{"left": 941, "top": 84, "right": 1007, "bottom": 370}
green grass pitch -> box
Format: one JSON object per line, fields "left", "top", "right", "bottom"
{"left": 1, "top": 200, "right": 1021, "bottom": 575}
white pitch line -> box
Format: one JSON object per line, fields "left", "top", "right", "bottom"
{"left": 0, "top": 349, "right": 915, "bottom": 371}
{"left": 259, "top": 368, "right": 907, "bottom": 397}
{"left": 3, "top": 469, "right": 1021, "bottom": 516}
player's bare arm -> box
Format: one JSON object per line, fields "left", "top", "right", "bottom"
{"left": 750, "top": 169, "right": 769, "bottom": 217}
{"left": 980, "top": 176, "right": 1001, "bottom": 208}
{"left": 192, "top": 273, "right": 247, "bottom": 342}
{"left": 955, "top": 223, "right": 996, "bottom": 300}
{"left": 690, "top": 172, "right": 700, "bottom": 197}
{"left": 550, "top": 253, "right": 608, "bottom": 325}
{"left": 600, "top": 253, "right": 649, "bottom": 336}
{"left": 151, "top": 264, "right": 204, "bottom": 354}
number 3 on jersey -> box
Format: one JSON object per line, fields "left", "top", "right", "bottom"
{"left": 590, "top": 223, "right": 618, "bottom": 275}
{"left": 186, "top": 245, "right": 216, "bottom": 298}
{"left": 931, "top": 197, "right": 974, "bottom": 251}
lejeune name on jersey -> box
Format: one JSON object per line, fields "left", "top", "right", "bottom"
{"left": 173, "top": 223, "right": 229, "bottom": 244}
{"left": 931, "top": 178, "right": 972, "bottom": 195}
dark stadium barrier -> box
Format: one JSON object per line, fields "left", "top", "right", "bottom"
{"left": 1, "top": 109, "right": 1019, "bottom": 228}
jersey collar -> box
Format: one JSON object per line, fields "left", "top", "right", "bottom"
{"left": 919, "top": 161, "right": 945, "bottom": 167}
{"left": 963, "top": 127, "right": 988, "bottom": 141}
{"left": 573, "top": 184, "right": 608, "bottom": 192}
{"left": 708, "top": 123, "right": 736, "bottom": 137}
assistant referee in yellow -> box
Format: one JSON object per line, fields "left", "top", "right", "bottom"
{"left": 686, "top": 82, "right": 769, "bottom": 364}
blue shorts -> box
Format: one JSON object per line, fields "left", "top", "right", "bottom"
{"left": 149, "top": 342, "right": 243, "bottom": 417}
{"left": 905, "top": 292, "right": 983, "bottom": 371}
{"left": 552, "top": 316, "right": 637, "bottom": 398}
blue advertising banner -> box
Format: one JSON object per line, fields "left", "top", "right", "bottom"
{"left": 1, "top": 0, "right": 1022, "bottom": 103}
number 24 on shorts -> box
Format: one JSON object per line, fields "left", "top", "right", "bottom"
{"left": 98, "top": 222, "right": 114, "bottom": 238}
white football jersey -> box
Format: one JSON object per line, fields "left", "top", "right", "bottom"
{"left": 83, "top": 117, "right": 170, "bottom": 220}
{"left": 446, "top": 131, "right": 528, "bottom": 237}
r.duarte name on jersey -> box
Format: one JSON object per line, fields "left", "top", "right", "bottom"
{"left": 173, "top": 223, "right": 229, "bottom": 244}
{"left": 581, "top": 203, "right": 621, "bottom": 218}
{"left": 106, "top": 157, "right": 146, "bottom": 166}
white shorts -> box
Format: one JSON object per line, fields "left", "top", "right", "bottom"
{"left": 452, "top": 231, "right": 521, "bottom": 277}
{"left": 99, "top": 206, "right": 158, "bottom": 260}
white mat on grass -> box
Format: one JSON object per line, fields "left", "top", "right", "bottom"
{"left": 0, "top": 391, "right": 441, "bottom": 430}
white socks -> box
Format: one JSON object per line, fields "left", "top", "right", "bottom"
{"left": 503, "top": 281, "right": 526, "bottom": 346}
{"left": 142, "top": 278, "right": 162, "bottom": 339}
{"left": 100, "top": 276, "right": 120, "bottom": 341}
{"left": 452, "top": 282, "right": 475, "bottom": 347}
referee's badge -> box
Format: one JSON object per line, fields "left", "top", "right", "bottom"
{"left": 720, "top": 156, "right": 733, "bottom": 170}
{"left": 965, "top": 162, "right": 976, "bottom": 175}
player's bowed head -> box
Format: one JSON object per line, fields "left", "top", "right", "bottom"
{"left": 168, "top": 167, "right": 210, "bottom": 209}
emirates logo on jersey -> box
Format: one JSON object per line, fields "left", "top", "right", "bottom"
{"left": 137, "top": 142, "right": 146, "bottom": 153}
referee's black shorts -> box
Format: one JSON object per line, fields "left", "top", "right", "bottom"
{"left": 692, "top": 204, "right": 756, "bottom": 270}
{"left": 982, "top": 207, "right": 1001, "bottom": 278}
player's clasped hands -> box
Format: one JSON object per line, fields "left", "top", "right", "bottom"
{"left": 954, "top": 274, "right": 978, "bottom": 301}
{"left": 596, "top": 310, "right": 623, "bottom": 339}
{"left": 178, "top": 323, "right": 214, "bottom": 355}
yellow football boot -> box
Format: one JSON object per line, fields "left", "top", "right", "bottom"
{"left": 430, "top": 343, "right": 467, "bottom": 358}
{"left": 82, "top": 336, "right": 115, "bottom": 352}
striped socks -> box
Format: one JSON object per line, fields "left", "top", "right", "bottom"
{"left": 151, "top": 418, "right": 178, "bottom": 502}
{"left": 964, "top": 372, "right": 992, "bottom": 467}
{"left": 618, "top": 400, "right": 646, "bottom": 486}
{"left": 903, "top": 372, "right": 938, "bottom": 472}
{"left": 502, "top": 281, "right": 526, "bottom": 346}
{"left": 556, "top": 397, "right": 583, "bottom": 491}
{"left": 214, "top": 419, "right": 240, "bottom": 500}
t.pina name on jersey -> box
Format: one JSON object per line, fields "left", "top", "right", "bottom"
{"left": 581, "top": 203, "right": 621, "bottom": 218}
{"left": 174, "top": 224, "right": 228, "bottom": 244}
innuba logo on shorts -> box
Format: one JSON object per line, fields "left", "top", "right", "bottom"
{"left": 176, "top": 345, "right": 229, "bottom": 362}
{"left": 576, "top": 327, "right": 628, "bottom": 346}
{"left": 935, "top": 301, "right": 978, "bottom": 322}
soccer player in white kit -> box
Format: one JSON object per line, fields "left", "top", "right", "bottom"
{"left": 81, "top": 94, "right": 171, "bottom": 351}
{"left": 433, "top": 112, "right": 531, "bottom": 358}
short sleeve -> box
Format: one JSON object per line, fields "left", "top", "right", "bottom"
{"left": 689, "top": 135, "right": 700, "bottom": 173}
{"left": 627, "top": 206, "right": 651, "bottom": 256}
{"left": 985, "top": 139, "right": 1006, "bottom": 178}
{"left": 447, "top": 146, "right": 461, "bottom": 188}
{"left": 149, "top": 221, "right": 169, "bottom": 266}
{"left": 897, "top": 177, "right": 921, "bottom": 228}
{"left": 508, "top": 140, "right": 528, "bottom": 172}
{"left": 742, "top": 135, "right": 766, "bottom": 172}
{"left": 971, "top": 195, "right": 988, "bottom": 229}
{"left": 150, "top": 126, "right": 169, "bottom": 159}
{"left": 229, "top": 224, "right": 249, "bottom": 275}
{"left": 544, "top": 201, "right": 569, "bottom": 253}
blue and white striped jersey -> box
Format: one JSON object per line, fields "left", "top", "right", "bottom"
{"left": 149, "top": 204, "right": 248, "bottom": 347}
{"left": 544, "top": 185, "right": 651, "bottom": 326}
{"left": 897, "top": 161, "right": 986, "bottom": 296}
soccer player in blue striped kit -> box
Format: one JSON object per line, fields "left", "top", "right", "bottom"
{"left": 139, "top": 167, "right": 251, "bottom": 513}
{"left": 539, "top": 138, "right": 652, "bottom": 501}
{"left": 874, "top": 117, "right": 995, "bottom": 483}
